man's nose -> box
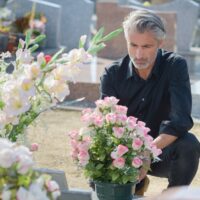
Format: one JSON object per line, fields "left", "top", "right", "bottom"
{"left": 135, "top": 48, "right": 143, "bottom": 59}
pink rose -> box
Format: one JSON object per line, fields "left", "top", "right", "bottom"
{"left": 115, "top": 105, "right": 128, "bottom": 115}
{"left": 30, "top": 143, "right": 39, "bottom": 152}
{"left": 70, "top": 139, "right": 79, "bottom": 149}
{"left": 117, "top": 145, "right": 129, "bottom": 157}
{"left": 46, "top": 180, "right": 60, "bottom": 192}
{"left": 104, "top": 96, "right": 119, "bottom": 106}
{"left": 127, "top": 116, "right": 137, "bottom": 130}
{"left": 132, "top": 138, "right": 143, "bottom": 150}
{"left": 113, "top": 157, "right": 125, "bottom": 169}
{"left": 112, "top": 127, "right": 125, "bottom": 138}
{"left": 78, "top": 139, "right": 91, "bottom": 151}
{"left": 68, "top": 130, "right": 79, "bottom": 139}
{"left": 111, "top": 145, "right": 129, "bottom": 159}
{"left": 132, "top": 157, "right": 143, "bottom": 168}
{"left": 95, "top": 99, "right": 106, "bottom": 108}
{"left": 137, "top": 121, "right": 146, "bottom": 127}
{"left": 78, "top": 150, "right": 90, "bottom": 166}
{"left": 81, "top": 114, "right": 92, "bottom": 125}
{"left": 116, "top": 114, "right": 127, "bottom": 125}
{"left": 151, "top": 144, "right": 162, "bottom": 158}
{"left": 82, "top": 108, "right": 93, "bottom": 115}
{"left": 105, "top": 113, "right": 117, "bottom": 124}
{"left": 144, "top": 135, "right": 154, "bottom": 148}
{"left": 93, "top": 115, "right": 104, "bottom": 127}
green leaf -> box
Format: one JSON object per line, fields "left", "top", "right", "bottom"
{"left": 88, "top": 43, "right": 106, "bottom": 55}
{"left": 25, "top": 29, "right": 32, "bottom": 48}
{"left": 111, "top": 172, "right": 120, "bottom": 181}
{"left": 96, "top": 163, "right": 104, "bottom": 170}
{"left": 32, "top": 34, "right": 46, "bottom": 44}
{"left": 122, "top": 176, "right": 129, "bottom": 184}
{"left": 101, "top": 28, "right": 123, "bottom": 42}
{"left": 99, "top": 154, "right": 106, "bottom": 161}
{"left": 91, "top": 27, "right": 105, "bottom": 44}
{"left": 30, "top": 44, "right": 39, "bottom": 53}
{"left": 49, "top": 48, "right": 65, "bottom": 64}
{"left": 79, "top": 35, "right": 86, "bottom": 48}
{"left": 0, "top": 100, "right": 5, "bottom": 110}
{"left": 18, "top": 41, "right": 22, "bottom": 49}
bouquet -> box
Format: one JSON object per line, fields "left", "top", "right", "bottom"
{"left": 0, "top": 27, "right": 122, "bottom": 142}
{"left": 69, "top": 96, "right": 162, "bottom": 184}
{"left": 0, "top": 138, "right": 60, "bottom": 200}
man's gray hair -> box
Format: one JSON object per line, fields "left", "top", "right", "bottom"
{"left": 123, "top": 10, "right": 166, "bottom": 40}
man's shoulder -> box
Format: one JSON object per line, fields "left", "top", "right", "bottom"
{"left": 105, "top": 55, "right": 130, "bottom": 73}
{"left": 161, "top": 49, "right": 186, "bottom": 65}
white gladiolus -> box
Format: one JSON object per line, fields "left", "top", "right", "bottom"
{"left": 25, "top": 62, "right": 42, "bottom": 80}
{"left": 16, "top": 49, "right": 33, "bottom": 64}
{"left": 4, "top": 97, "right": 31, "bottom": 116}
{"left": 20, "top": 77, "right": 36, "bottom": 97}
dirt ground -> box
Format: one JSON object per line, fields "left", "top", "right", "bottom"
{"left": 27, "top": 109, "right": 200, "bottom": 197}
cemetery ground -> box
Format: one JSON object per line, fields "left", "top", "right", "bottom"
{"left": 27, "top": 109, "right": 200, "bottom": 197}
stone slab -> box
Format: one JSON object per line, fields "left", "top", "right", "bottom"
{"left": 7, "top": 0, "right": 61, "bottom": 49}
{"left": 47, "top": 0, "right": 94, "bottom": 51}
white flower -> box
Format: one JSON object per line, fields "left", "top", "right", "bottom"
{"left": 4, "top": 97, "right": 31, "bottom": 116}
{"left": 29, "top": 183, "right": 49, "bottom": 200}
{"left": 17, "top": 187, "right": 35, "bottom": 200}
{"left": 24, "top": 62, "right": 42, "bottom": 80}
{"left": 2, "top": 190, "right": 11, "bottom": 200}
{"left": 44, "top": 76, "right": 70, "bottom": 102}
{"left": 16, "top": 49, "right": 33, "bottom": 64}
{"left": 15, "top": 145, "right": 32, "bottom": 157}
{"left": 0, "top": 51, "right": 11, "bottom": 59}
{"left": 17, "top": 154, "right": 34, "bottom": 174}
{"left": 0, "top": 148, "right": 16, "bottom": 168}
{"left": 0, "top": 138, "right": 13, "bottom": 150}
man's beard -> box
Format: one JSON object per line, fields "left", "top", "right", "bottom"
{"left": 130, "top": 57, "right": 149, "bottom": 70}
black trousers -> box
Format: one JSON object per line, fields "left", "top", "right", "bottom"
{"left": 136, "top": 133, "right": 200, "bottom": 190}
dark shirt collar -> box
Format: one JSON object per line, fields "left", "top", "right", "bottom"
{"left": 126, "top": 49, "right": 162, "bottom": 80}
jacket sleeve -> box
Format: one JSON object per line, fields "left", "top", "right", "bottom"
{"left": 159, "top": 57, "right": 193, "bottom": 137}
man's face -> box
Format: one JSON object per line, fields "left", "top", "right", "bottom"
{"left": 126, "top": 30, "right": 163, "bottom": 70}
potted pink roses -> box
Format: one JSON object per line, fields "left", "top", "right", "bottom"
{"left": 69, "top": 96, "right": 162, "bottom": 200}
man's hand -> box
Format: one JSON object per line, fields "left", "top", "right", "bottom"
{"left": 153, "top": 133, "right": 177, "bottom": 149}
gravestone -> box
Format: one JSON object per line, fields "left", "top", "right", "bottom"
{"left": 35, "top": 168, "right": 92, "bottom": 200}
{"left": 7, "top": 0, "right": 61, "bottom": 49}
{"left": 118, "top": 0, "right": 129, "bottom": 5}
{"left": 128, "top": 0, "right": 199, "bottom": 52}
{"left": 45, "top": 0, "right": 94, "bottom": 51}
{"left": 36, "top": 168, "right": 68, "bottom": 190}
{"left": 96, "top": 2, "right": 176, "bottom": 59}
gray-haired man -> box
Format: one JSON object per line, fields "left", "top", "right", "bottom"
{"left": 100, "top": 10, "right": 200, "bottom": 195}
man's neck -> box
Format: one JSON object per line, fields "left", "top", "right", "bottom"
{"left": 135, "top": 65, "right": 154, "bottom": 80}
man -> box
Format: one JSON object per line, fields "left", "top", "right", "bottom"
{"left": 100, "top": 10, "right": 200, "bottom": 195}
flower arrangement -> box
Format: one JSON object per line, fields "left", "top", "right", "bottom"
{"left": 69, "top": 96, "right": 162, "bottom": 184}
{"left": 0, "top": 27, "right": 122, "bottom": 142}
{"left": 0, "top": 6, "right": 15, "bottom": 33}
{"left": 0, "top": 138, "right": 60, "bottom": 199}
